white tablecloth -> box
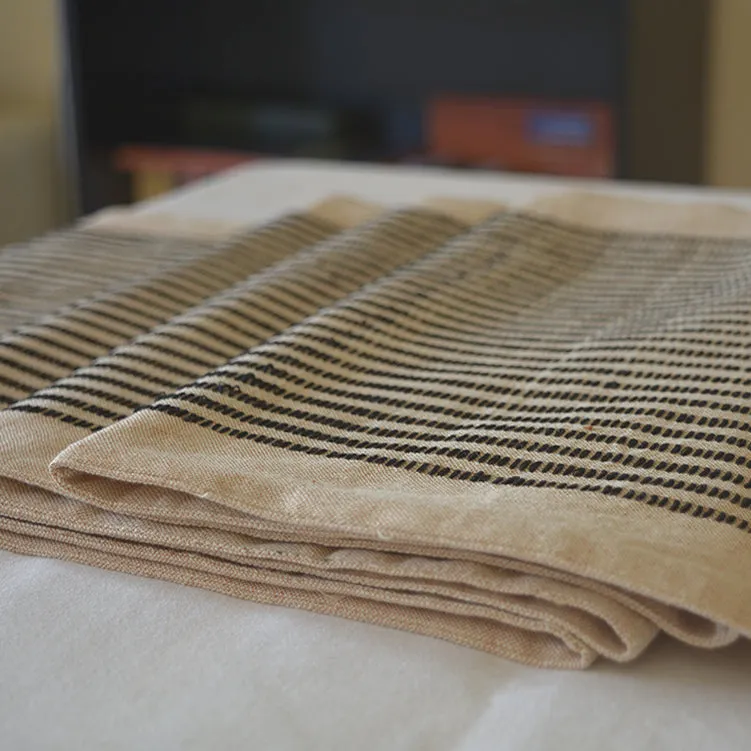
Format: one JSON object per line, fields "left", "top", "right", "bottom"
{"left": 3, "top": 160, "right": 751, "bottom": 750}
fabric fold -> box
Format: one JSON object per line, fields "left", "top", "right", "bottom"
{"left": 3, "top": 192, "right": 751, "bottom": 669}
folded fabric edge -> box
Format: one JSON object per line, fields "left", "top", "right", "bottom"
{"left": 305, "top": 196, "right": 384, "bottom": 228}
{"left": 73, "top": 195, "right": 503, "bottom": 242}
{"left": 308, "top": 195, "right": 506, "bottom": 228}
{"left": 420, "top": 197, "right": 506, "bottom": 225}
{"left": 78, "top": 206, "right": 258, "bottom": 239}
{"left": 50, "top": 431, "right": 750, "bottom": 651}
{"left": 527, "top": 191, "right": 751, "bottom": 237}
{"left": 0, "top": 515, "right": 597, "bottom": 670}
{"left": 77, "top": 196, "right": 384, "bottom": 239}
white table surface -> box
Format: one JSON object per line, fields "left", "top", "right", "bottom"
{"left": 3, "top": 160, "right": 751, "bottom": 751}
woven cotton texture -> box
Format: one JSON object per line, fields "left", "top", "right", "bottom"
{"left": 2, "top": 193, "right": 751, "bottom": 669}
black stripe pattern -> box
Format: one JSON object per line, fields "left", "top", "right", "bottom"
{"left": 2, "top": 210, "right": 465, "bottom": 425}
{"left": 0, "top": 228, "right": 221, "bottom": 333}
{"left": 134, "top": 211, "right": 751, "bottom": 535}
{"left": 0, "top": 215, "right": 336, "bottom": 407}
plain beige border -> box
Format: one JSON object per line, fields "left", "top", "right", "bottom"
{"left": 53, "top": 409, "right": 751, "bottom": 640}
{"left": 528, "top": 191, "right": 751, "bottom": 237}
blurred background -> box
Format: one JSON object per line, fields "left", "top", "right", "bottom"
{"left": 1, "top": 0, "right": 750, "bottom": 245}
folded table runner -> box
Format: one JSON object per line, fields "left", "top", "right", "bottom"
{"left": 2, "top": 192, "right": 751, "bottom": 669}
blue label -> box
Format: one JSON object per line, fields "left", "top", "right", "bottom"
{"left": 527, "top": 111, "right": 594, "bottom": 147}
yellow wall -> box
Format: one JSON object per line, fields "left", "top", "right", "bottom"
{"left": 707, "top": 0, "right": 751, "bottom": 187}
{"left": 0, "top": 0, "right": 59, "bottom": 116}
{"left": 0, "top": 0, "right": 62, "bottom": 240}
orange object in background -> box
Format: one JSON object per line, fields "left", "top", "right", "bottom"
{"left": 427, "top": 97, "right": 616, "bottom": 178}
{"left": 113, "top": 145, "right": 258, "bottom": 201}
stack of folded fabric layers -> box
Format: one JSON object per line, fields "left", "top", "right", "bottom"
{"left": 2, "top": 192, "right": 751, "bottom": 669}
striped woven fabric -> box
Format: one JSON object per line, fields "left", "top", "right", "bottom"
{"left": 0, "top": 229, "right": 223, "bottom": 333}
{"left": 2, "top": 193, "right": 751, "bottom": 669}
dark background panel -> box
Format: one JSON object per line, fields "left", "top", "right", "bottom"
{"left": 64, "top": 0, "right": 706, "bottom": 213}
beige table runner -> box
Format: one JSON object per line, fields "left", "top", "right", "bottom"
{"left": 2, "top": 192, "right": 751, "bottom": 669}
